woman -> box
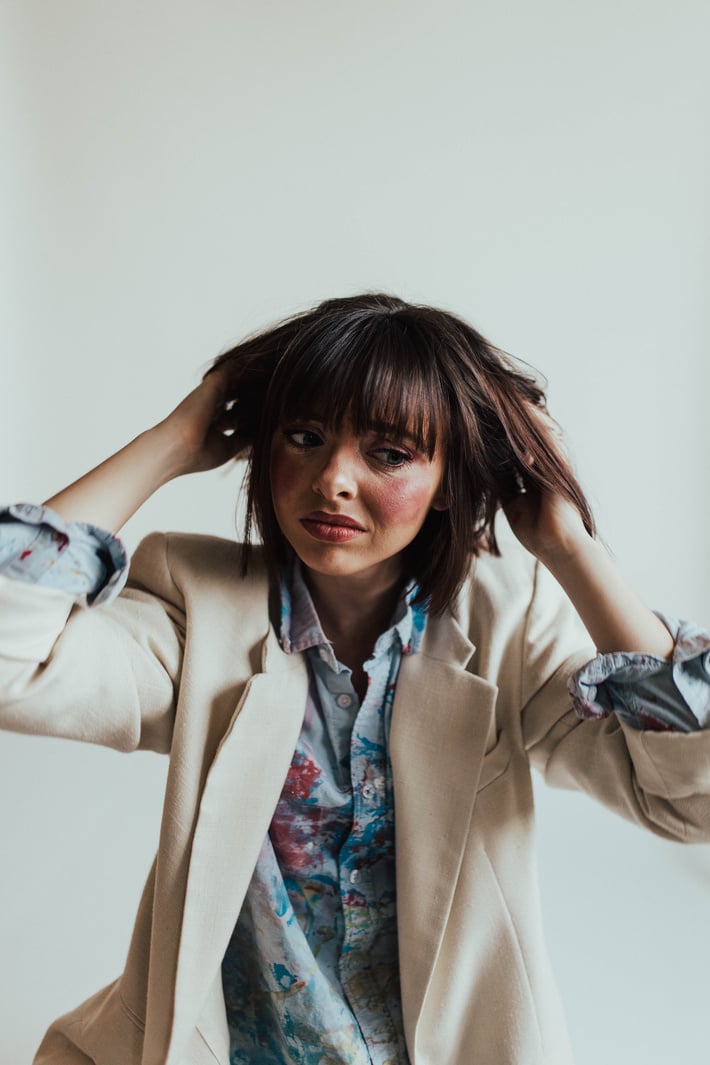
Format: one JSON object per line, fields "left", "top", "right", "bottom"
{"left": 1, "top": 292, "right": 709, "bottom": 1065}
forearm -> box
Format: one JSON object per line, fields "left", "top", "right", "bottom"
{"left": 543, "top": 535, "right": 674, "bottom": 660}
{"left": 38, "top": 365, "right": 243, "bottom": 534}
{"left": 43, "top": 424, "right": 182, "bottom": 533}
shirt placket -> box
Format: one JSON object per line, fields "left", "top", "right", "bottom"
{"left": 335, "top": 649, "right": 404, "bottom": 1064}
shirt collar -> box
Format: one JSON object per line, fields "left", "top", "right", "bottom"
{"left": 279, "top": 554, "right": 427, "bottom": 665}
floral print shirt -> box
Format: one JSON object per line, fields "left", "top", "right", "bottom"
{"left": 221, "top": 556, "right": 424, "bottom": 1064}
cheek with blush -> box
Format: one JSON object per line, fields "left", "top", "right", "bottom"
{"left": 269, "top": 445, "right": 298, "bottom": 508}
{"left": 367, "top": 469, "right": 444, "bottom": 529}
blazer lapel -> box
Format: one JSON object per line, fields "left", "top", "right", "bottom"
{"left": 390, "top": 610, "right": 498, "bottom": 1050}
{"left": 167, "top": 627, "right": 309, "bottom": 1063}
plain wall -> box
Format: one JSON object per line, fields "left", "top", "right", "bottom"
{"left": 1, "top": 1, "right": 709, "bottom": 1062}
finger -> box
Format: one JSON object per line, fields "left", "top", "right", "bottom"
{"left": 205, "top": 423, "right": 247, "bottom": 465}
{"left": 203, "top": 363, "right": 241, "bottom": 408}
{"left": 211, "top": 403, "right": 241, "bottom": 435}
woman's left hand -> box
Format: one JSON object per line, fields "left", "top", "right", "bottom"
{"left": 501, "top": 407, "right": 674, "bottom": 659}
{"left": 503, "top": 486, "right": 590, "bottom": 567}
{"left": 501, "top": 409, "right": 591, "bottom": 566}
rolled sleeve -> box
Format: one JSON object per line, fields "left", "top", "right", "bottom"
{"left": 0, "top": 503, "right": 128, "bottom": 605}
{"left": 569, "top": 613, "right": 710, "bottom": 733}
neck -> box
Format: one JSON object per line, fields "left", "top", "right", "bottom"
{"left": 303, "top": 564, "right": 405, "bottom": 647}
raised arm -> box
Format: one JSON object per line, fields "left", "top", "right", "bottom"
{"left": 503, "top": 411, "right": 674, "bottom": 659}
{"left": 506, "top": 491, "right": 674, "bottom": 659}
{"left": 43, "top": 364, "right": 243, "bottom": 532}
{"left": 503, "top": 416, "right": 710, "bottom": 840}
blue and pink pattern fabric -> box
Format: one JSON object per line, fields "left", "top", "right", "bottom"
{"left": 0, "top": 503, "right": 128, "bottom": 604}
{"left": 571, "top": 613, "right": 710, "bottom": 731}
{"left": 221, "top": 557, "right": 423, "bottom": 1063}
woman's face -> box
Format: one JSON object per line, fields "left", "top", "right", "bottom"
{"left": 270, "top": 417, "right": 447, "bottom": 588}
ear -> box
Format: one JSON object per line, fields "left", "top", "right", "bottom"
{"left": 430, "top": 488, "right": 448, "bottom": 512}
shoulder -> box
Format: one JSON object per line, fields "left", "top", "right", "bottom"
{"left": 418, "top": 516, "right": 541, "bottom": 675}
{"left": 456, "top": 515, "right": 539, "bottom": 631}
{"left": 448, "top": 514, "right": 589, "bottom": 676}
{"left": 126, "top": 532, "right": 270, "bottom": 616}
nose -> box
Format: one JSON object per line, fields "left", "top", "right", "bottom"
{"left": 311, "top": 445, "right": 358, "bottom": 500}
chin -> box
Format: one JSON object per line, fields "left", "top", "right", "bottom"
{"left": 294, "top": 548, "right": 366, "bottom": 578}
{"left": 296, "top": 545, "right": 404, "bottom": 587}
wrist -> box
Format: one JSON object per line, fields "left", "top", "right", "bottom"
{"left": 540, "top": 535, "right": 674, "bottom": 658}
{"left": 534, "top": 525, "right": 598, "bottom": 576}
{"left": 144, "top": 421, "right": 194, "bottom": 484}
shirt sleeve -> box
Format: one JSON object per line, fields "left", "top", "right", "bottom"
{"left": 0, "top": 503, "right": 129, "bottom": 605}
{"left": 569, "top": 613, "right": 710, "bottom": 733}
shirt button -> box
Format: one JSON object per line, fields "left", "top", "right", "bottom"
{"left": 362, "top": 783, "right": 375, "bottom": 799}
{"left": 349, "top": 868, "right": 360, "bottom": 884}
{"left": 336, "top": 693, "right": 352, "bottom": 708}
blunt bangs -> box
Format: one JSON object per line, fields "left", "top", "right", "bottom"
{"left": 270, "top": 312, "right": 448, "bottom": 459}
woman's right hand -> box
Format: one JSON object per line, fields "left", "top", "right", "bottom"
{"left": 153, "top": 364, "right": 246, "bottom": 479}
{"left": 42, "top": 365, "right": 250, "bottom": 534}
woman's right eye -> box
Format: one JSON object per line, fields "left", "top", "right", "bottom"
{"left": 284, "top": 429, "right": 323, "bottom": 449}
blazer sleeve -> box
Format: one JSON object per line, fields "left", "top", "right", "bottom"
{"left": 0, "top": 532, "right": 184, "bottom": 754}
{"left": 520, "top": 559, "right": 710, "bottom": 843}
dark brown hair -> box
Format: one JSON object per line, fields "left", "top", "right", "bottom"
{"left": 207, "top": 292, "right": 594, "bottom": 614}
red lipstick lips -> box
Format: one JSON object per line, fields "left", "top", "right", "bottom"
{"left": 300, "top": 511, "right": 365, "bottom": 542}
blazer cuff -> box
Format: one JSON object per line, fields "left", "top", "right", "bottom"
{"left": 620, "top": 716, "right": 710, "bottom": 801}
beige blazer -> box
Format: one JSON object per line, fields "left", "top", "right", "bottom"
{"left": 1, "top": 523, "right": 709, "bottom": 1065}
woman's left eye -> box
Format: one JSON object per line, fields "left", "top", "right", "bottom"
{"left": 372, "top": 448, "right": 412, "bottom": 468}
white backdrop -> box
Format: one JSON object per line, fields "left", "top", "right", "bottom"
{"left": 1, "top": 2, "right": 709, "bottom": 1062}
